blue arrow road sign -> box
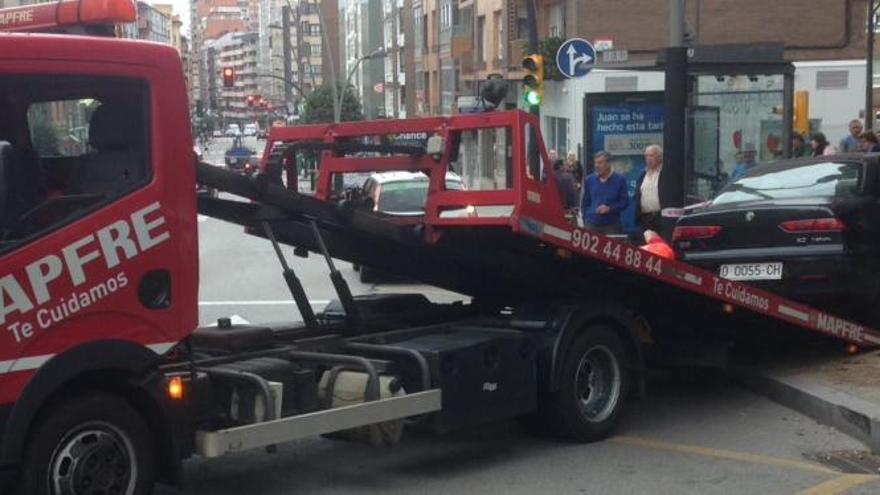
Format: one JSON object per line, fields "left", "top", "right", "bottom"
{"left": 556, "top": 38, "right": 595, "bottom": 78}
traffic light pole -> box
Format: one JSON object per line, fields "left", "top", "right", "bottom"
{"left": 525, "top": 0, "right": 541, "bottom": 179}
{"left": 525, "top": 0, "right": 539, "bottom": 117}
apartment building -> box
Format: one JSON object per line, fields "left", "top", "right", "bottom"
{"left": 206, "top": 31, "right": 261, "bottom": 124}
{"left": 190, "top": 0, "right": 246, "bottom": 108}
{"left": 339, "top": 0, "right": 384, "bottom": 119}
{"left": 119, "top": 1, "right": 172, "bottom": 43}
{"left": 257, "top": 0, "right": 288, "bottom": 106}
{"left": 381, "top": 0, "right": 406, "bottom": 118}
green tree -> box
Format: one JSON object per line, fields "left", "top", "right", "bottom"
{"left": 302, "top": 84, "right": 364, "bottom": 124}
{"left": 523, "top": 36, "right": 565, "bottom": 81}
{"left": 29, "top": 111, "right": 60, "bottom": 156}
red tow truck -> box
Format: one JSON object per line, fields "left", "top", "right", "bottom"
{"left": 2, "top": 2, "right": 880, "bottom": 494}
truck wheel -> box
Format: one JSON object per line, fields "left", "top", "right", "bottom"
{"left": 17, "top": 393, "right": 156, "bottom": 495}
{"left": 542, "top": 326, "right": 629, "bottom": 442}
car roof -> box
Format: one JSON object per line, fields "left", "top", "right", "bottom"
{"left": 369, "top": 171, "right": 462, "bottom": 184}
{"left": 738, "top": 153, "right": 869, "bottom": 180}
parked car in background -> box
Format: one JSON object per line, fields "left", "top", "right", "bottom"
{"left": 256, "top": 128, "right": 268, "bottom": 139}
{"left": 673, "top": 155, "right": 880, "bottom": 322}
{"left": 243, "top": 123, "right": 258, "bottom": 136}
{"left": 225, "top": 123, "right": 241, "bottom": 137}
{"left": 356, "top": 171, "right": 469, "bottom": 283}
{"left": 361, "top": 171, "right": 466, "bottom": 215}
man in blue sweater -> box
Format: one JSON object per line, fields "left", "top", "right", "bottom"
{"left": 581, "top": 151, "right": 629, "bottom": 234}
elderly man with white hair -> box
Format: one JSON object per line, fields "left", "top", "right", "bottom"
{"left": 634, "top": 144, "right": 663, "bottom": 233}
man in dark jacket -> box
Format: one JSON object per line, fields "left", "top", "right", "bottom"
{"left": 553, "top": 159, "right": 578, "bottom": 210}
{"left": 634, "top": 144, "right": 663, "bottom": 233}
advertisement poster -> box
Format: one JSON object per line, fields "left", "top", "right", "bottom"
{"left": 586, "top": 93, "right": 664, "bottom": 233}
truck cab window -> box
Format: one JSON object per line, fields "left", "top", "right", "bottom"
{"left": 0, "top": 77, "right": 150, "bottom": 254}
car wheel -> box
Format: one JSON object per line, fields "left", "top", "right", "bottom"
{"left": 17, "top": 393, "right": 157, "bottom": 495}
{"left": 524, "top": 325, "right": 629, "bottom": 442}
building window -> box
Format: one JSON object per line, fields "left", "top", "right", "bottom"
{"left": 544, "top": 116, "right": 569, "bottom": 156}
{"left": 548, "top": 3, "right": 565, "bottom": 37}
{"left": 816, "top": 70, "right": 848, "bottom": 90}
{"left": 311, "top": 44, "right": 321, "bottom": 57}
{"left": 476, "top": 15, "right": 486, "bottom": 64}
{"left": 493, "top": 10, "right": 503, "bottom": 65}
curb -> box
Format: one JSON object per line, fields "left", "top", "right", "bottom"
{"left": 740, "top": 370, "right": 880, "bottom": 454}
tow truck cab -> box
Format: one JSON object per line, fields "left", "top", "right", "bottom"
{"left": 0, "top": 5, "right": 646, "bottom": 492}
{"left": 0, "top": 3, "right": 198, "bottom": 489}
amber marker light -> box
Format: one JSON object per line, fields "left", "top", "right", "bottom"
{"left": 167, "top": 375, "right": 184, "bottom": 401}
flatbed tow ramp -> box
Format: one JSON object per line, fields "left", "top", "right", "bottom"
{"left": 197, "top": 109, "right": 879, "bottom": 351}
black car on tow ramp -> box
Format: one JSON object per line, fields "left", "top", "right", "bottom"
{"left": 673, "top": 154, "right": 880, "bottom": 323}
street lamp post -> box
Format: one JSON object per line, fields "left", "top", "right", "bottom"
{"left": 338, "top": 47, "right": 386, "bottom": 121}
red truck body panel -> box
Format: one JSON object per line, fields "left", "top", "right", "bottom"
{"left": 0, "top": 33, "right": 198, "bottom": 405}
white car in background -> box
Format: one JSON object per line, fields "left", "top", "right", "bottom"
{"left": 361, "top": 171, "right": 469, "bottom": 216}
{"left": 243, "top": 123, "right": 258, "bottom": 136}
{"left": 356, "top": 171, "right": 471, "bottom": 283}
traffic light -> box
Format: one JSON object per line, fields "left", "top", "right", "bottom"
{"left": 222, "top": 67, "right": 235, "bottom": 88}
{"left": 521, "top": 54, "right": 544, "bottom": 106}
{"left": 794, "top": 90, "right": 810, "bottom": 136}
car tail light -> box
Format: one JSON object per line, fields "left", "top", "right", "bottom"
{"left": 672, "top": 225, "right": 723, "bottom": 241}
{"left": 779, "top": 218, "right": 846, "bottom": 233}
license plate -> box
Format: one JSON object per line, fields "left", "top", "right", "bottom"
{"left": 719, "top": 262, "right": 783, "bottom": 281}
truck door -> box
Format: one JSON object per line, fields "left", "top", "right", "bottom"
{"left": 0, "top": 72, "right": 194, "bottom": 405}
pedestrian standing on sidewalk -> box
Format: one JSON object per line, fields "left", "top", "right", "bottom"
{"left": 792, "top": 133, "right": 811, "bottom": 157}
{"left": 860, "top": 131, "right": 880, "bottom": 152}
{"left": 811, "top": 133, "right": 830, "bottom": 157}
{"left": 635, "top": 144, "right": 663, "bottom": 234}
{"left": 566, "top": 151, "right": 584, "bottom": 186}
{"left": 553, "top": 159, "right": 578, "bottom": 210}
{"left": 581, "top": 151, "right": 628, "bottom": 235}
{"left": 839, "top": 119, "right": 864, "bottom": 153}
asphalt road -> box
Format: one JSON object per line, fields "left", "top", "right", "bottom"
{"left": 170, "top": 138, "right": 880, "bottom": 495}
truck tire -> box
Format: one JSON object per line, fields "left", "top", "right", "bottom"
{"left": 535, "top": 325, "right": 629, "bottom": 442}
{"left": 17, "top": 393, "right": 157, "bottom": 495}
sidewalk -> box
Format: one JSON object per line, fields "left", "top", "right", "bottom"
{"left": 741, "top": 348, "right": 880, "bottom": 453}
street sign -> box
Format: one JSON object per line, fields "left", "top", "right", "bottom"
{"left": 556, "top": 38, "right": 595, "bottom": 79}
{"left": 594, "top": 39, "right": 614, "bottom": 51}
{"left": 601, "top": 49, "right": 629, "bottom": 63}
{"left": 373, "top": 82, "right": 384, "bottom": 94}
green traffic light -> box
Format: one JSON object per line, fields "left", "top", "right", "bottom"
{"left": 524, "top": 90, "right": 542, "bottom": 106}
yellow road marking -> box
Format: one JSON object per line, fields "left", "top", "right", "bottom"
{"left": 796, "top": 474, "right": 879, "bottom": 495}
{"left": 611, "top": 436, "right": 837, "bottom": 475}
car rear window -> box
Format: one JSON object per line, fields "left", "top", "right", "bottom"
{"left": 712, "top": 161, "right": 861, "bottom": 206}
{"left": 378, "top": 180, "right": 430, "bottom": 213}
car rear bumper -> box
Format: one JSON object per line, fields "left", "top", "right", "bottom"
{"left": 683, "top": 252, "right": 868, "bottom": 302}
